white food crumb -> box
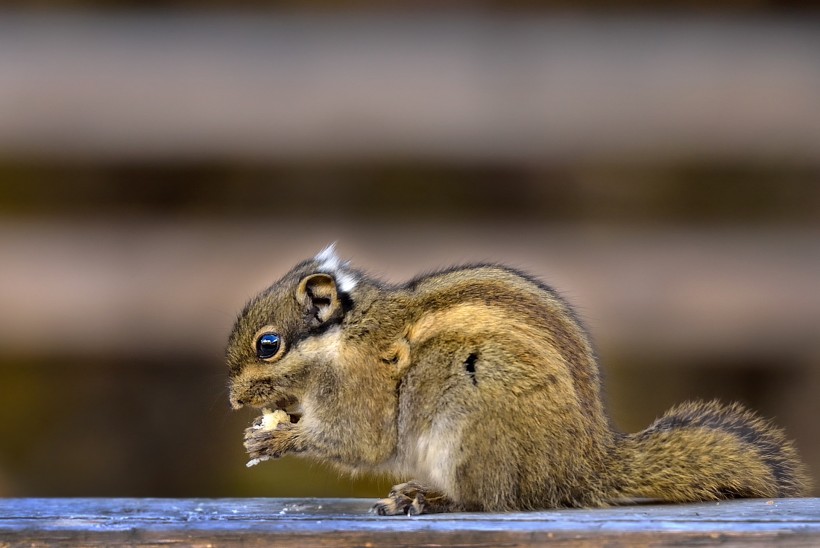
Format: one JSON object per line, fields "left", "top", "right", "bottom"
{"left": 246, "top": 456, "right": 270, "bottom": 468}
{"left": 257, "top": 408, "right": 289, "bottom": 431}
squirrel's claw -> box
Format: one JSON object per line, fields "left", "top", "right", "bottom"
{"left": 408, "top": 493, "right": 426, "bottom": 516}
{"left": 372, "top": 481, "right": 457, "bottom": 516}
{"left": 371, "top": 497, "right": 404, "bottom": 516}
{"left": 243, "top": 420, "right": 300, "bottom": 461}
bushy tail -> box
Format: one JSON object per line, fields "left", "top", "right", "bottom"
{"left": 613, "top": 400, "right": 811, "bottom": 502}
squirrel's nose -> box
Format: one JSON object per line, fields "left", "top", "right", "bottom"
{"left": 230, "top": 397, "right": 245, "bottom": 410}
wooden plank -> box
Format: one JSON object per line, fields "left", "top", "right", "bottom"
{"left": 1, "top": 221, "right": 818, "bottom": 362}
{"left": 1, "top": 14, "right": 819, "bottom": 164}
{"left": 1, "top": 498, "right": 819, "bottom": 546}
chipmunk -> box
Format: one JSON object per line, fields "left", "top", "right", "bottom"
{"left": 226, "top": 245, "right": 810, "bottom": 514}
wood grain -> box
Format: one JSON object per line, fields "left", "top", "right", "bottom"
{"left": 1, "top": 498, "right": 818, "bottom": 546}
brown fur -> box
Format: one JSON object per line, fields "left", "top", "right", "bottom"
{"left": 227, "top": 248, "right": 811, "bottom": 514}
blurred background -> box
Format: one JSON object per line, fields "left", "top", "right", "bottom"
{"left": 0, "top": 2, "right": 819, "bottom": 499}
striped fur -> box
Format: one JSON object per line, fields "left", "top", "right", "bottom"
{"left": 227, "top": 247, "right": 811, "bottom": 513}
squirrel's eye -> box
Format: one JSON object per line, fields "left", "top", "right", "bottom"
{"left": 256, "top": 333, "right": 281, "bottom": 360}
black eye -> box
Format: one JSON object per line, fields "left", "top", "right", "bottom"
{"left": 256, "top": 333, "right": 281, "bottom": 360}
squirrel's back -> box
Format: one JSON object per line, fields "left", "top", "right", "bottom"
{"left": 400, "top": 265, "right": 811, "bottom": 506}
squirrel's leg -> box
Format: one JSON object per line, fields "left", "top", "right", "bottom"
{"left": 244, "top": 421, "right": 306, "bottom": 460}
{"left": 373, "top": 480, "right": 460, "bottom": 515}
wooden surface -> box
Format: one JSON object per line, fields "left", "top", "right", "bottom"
{"left": 1, "top": 498, "right": 819, "bottom": 546}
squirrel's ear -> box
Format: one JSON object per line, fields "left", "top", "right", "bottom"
{"left": 297, "top": 273, "right": 343, "bottom": 325}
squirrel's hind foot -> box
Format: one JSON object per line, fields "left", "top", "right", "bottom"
{"left": 372, "top": 481, "right": 458, "bottom": 515}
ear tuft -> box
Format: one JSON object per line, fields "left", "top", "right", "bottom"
{"left": 314, "top": 243, "right": 358, "bottom": 292}
{"left": 336, "top": 271, "right": 358, "bottom": 293}
{"left": 315, "top": 243, "right": 341, "bottom": 272}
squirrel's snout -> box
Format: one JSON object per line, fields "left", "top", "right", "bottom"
{"left": 228, "top": 377, "right": 250, "bottom": 410}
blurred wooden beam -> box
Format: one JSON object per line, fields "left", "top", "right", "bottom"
{"left": 0, "top": 14, "right": 819, "bottom": 164}
{"left": 1, "top": 221, "right": 818, "bottom": 362}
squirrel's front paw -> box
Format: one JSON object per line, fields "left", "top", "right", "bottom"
{"left": 372, "top": 481, "right": 457, "bottom": 516}
{"left": 243, "top": 420, "right": 302, "bottom": 466}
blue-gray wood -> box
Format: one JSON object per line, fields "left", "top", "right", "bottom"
{"left": 1, "top": 498, "right": 818, "bottom": 546}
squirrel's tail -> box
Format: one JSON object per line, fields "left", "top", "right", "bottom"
{"left": 612, "top": 400, "right": 811, "bottom": 502}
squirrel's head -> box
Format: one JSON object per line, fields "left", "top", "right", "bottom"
{"left": 226, "top": 244, "right": 361, "bottom": 410}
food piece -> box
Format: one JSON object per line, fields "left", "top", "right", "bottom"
{"left": 246, "top": 457, "right": 267, "bottom": 468}
{"left": 256, "top": 408, "right": 290, "bottom": 432}
{"left": 246, "top": 408, "right": 291, "bottom": 468}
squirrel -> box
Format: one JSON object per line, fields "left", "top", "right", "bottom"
{"left": 226, "top": 244, "right": 811, "bottom": 514}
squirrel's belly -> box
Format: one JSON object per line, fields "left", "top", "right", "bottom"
{"left": 411, "top": 424, "right": 463, "bottom": 496}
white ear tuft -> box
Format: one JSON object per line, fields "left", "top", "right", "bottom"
{"left": 315, "top": 243, "right": 340, "bottom": 272}
{"left": 336, "top": 271, "right": 358, "bottom": 293}
{"left": 314, "top": 243, "right": 358, "bottom": 292}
